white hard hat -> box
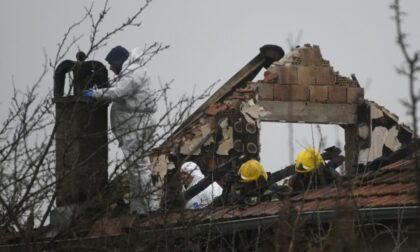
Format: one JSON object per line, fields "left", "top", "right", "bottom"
{"left": 181, "top": 162, "right": 199, "bottom": 174}
{"left": 180, "top": 161, "right": 204, "bottom": 181}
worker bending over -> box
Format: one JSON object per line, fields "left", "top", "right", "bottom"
{"left": 288, "top": 147, "right": 339, "bottom": 192}
{"left": 180, "top": 162, "right": 223, "bottom": 209}
{"left": 236, "top": 159, "right": 287, "bottom": 203}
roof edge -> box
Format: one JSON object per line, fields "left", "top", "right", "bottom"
{"left": 1, "top": 206, "right": 417, "bottom": 251}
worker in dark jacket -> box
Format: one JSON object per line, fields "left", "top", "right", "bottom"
{"left": 288, "top": 147, "right": 339, "bottom": 192}
{"left": 234, "top": 159, "right": 286, "bottom": 203}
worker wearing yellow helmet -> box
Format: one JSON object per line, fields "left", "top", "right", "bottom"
{"left": 236, "top": 159, "right": 289, "bottom": 203}
{"left": 288, "top": 147, "right": 338, "bottom": 192}
{"left": 239, "top": 159, "right": 268, "bottom": 184}
{"left": 295, "top": 147, "right": 325, "bottom": 173}
{"left": 236, "top": 159, "right": 270, "bottom": 203}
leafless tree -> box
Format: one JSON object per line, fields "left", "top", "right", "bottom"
{"left": 391, "top": 0, "right": 420, "bottom": 245}
{"left": 391, "top": 0, "right": 420, "bottom": 135}
{"left": 0, "top": 1, "right": 213, "bottom": 250}
{"left": 3, "top": 1, "right": 420, "bottom": 251}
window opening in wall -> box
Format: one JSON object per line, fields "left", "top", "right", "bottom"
{"left": 260, "top": 122, "right": 344, "bottom": 174}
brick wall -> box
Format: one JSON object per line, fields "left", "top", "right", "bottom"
{"left": 258, "top": 44, "right": 364, "bottom": 104}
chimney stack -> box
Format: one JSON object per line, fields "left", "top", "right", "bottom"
{"left": 53, "top": 55, "right": 109, "bottom": 210}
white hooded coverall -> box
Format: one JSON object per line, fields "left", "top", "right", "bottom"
{"left": 181, "top": 162, "right": 223, "bottom": 209}
{"left": 92, "top": 48, "right": 159, "bottom": 215}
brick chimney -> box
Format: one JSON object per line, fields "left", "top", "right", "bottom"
{"left": 53, "top": 56, "right": 109, "bottom": 210}
{"left": 55, "top": 97, "right": 109, "bottom": 207}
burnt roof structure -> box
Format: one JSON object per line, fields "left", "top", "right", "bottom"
{"left": 150, "top": 44, "right": 414, "bottom": 205}
{"left": 1, "top": 44, "right": 419, "bottom": 251}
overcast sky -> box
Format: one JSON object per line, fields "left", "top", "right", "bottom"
{"left": 1, "top": 0, "right": 419, "bottom": 171}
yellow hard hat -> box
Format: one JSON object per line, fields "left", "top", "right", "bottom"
{"left": 295, "top": 147, "right": 325, "bottom": 173}
{"left": 239, "top": 159, "right": 268, "bottom": 182}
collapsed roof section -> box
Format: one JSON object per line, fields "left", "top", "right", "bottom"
{"left": 81, "top": 156, "right": 419, "bottom": 246}
{"left": 150, "top": 45, "right": 285, "bottom": 178}
{"left": 150, "top": 44, "right": 414, "bottom": 195}
{"left": 139, "top": 158, "right": 419, "bottom": 229}
{"left": 0, "top": 45, "right": 417, "bottom": 251}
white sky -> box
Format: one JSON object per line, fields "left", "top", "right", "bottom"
{"left": 1, "top": 0, "right": 419, "bottom": 172}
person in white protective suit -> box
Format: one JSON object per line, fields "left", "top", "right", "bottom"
{"left": 180, "top": 162, "right": 223, "bottom": 209}
{"left": 83, "top": 45, "right": 160, "bottom": 215}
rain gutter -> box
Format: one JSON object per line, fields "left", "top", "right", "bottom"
{"left": 0, "top": 206, "right": 418, "bottom": 251}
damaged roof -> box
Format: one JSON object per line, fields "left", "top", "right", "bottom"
{"left": 1, "top": 156, "right": 416, "bottom": 249}
{"left": 140, "top": 44, "right": 417, "bottom": 231}
{"left": 86, "top": 156, "right": 418, "bottom": 238}
{"left": 148, "top": 159, "right": 416, "bottom": 224}
{"left": 1, "top": 44, "right": 418, "bottom": 251}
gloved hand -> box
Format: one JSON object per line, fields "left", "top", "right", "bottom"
{"left": 82, "top": 90, "right": 94, "bottom": 97}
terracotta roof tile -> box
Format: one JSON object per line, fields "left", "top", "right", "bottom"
{"left": 91, "top": 157, "right": 420, "bottom": 234}
{"left": 363, "top": 194, "right": 417, "bottom": 208}
{"left": 228, "top": 158, "right": 418, "bottom": 218}
{"left": 381, "top": 159, "right": 414, "bottom": 171}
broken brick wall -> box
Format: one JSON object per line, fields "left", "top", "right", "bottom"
{"left": 259, "top": 44, "right": 363, "bottom": 105}
{"left": 257, "top": 44, "right": 413, "bottom": 168}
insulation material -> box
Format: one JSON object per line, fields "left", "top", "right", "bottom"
{"left": 370, "top": 101, "right": 400, "bottom": 122}
{"left": 358, "top": 134, "right": 384, "bottom": 164}
{"left": 216, "top": 118, "right": 234, "bottom": 155}
{"left": 219, "top": 117, "right": 229, "bottom": 129}
{"left": 358, "top": 126, "right": 402, "bottom": 163}
{"left": 240, "top": 100, "right": 260, "bottom": 123}
{"left": 384, "top": 126, "right": 402, "bottom": 151}
{"left": 179, "top": 138, "right": 200, "bottom": 155}
{"left": 150, "top": 154, "right": 170, "bottom": 174}
{"left": 371, "top": 104, "right": 384, "bottom": 120}
{"left": 358, "top": 123, "right": 370, "bottom": 140}
{"left": 199, "top": 124, "right": 214, "bottom": 146}
{"left": 179, "top": 124, "right": 214, "bottom": 155}
{"left": 357, "top": 101, "right": 413, "bottom": 164}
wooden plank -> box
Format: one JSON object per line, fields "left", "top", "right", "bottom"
{"left": 162, "top": 45, "right": 284, "bottom": 146}
{"left": 259, "top": 101, "right": 357, "bottom": 124}
{"left": 344, "top": 124, "right": 358, "bottom": 175}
